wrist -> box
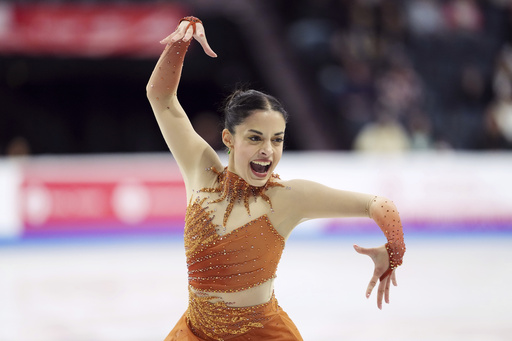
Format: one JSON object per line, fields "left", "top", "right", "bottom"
{"left": 178, "top": 16, "right": 202, "bottom": 33}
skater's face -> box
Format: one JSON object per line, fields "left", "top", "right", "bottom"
{"left": 223, "top": 110, "right": 285, "bottom": 187}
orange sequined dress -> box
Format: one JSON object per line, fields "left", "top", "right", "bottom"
{"left": 164, "top": 168, "right": 303, "bottom": 341}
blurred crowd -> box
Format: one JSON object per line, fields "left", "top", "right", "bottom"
{"left": 275, "top": 0, "right": 512, "bottom": 151}
{"left": 1, "top": 0, "right": 512, "bottom": 155}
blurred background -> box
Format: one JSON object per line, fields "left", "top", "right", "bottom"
{"left": 1, "top": 0, "right": 512, "bottom": 154}
{"left": 1, "top": 0, "right": 512, "bottom": 340}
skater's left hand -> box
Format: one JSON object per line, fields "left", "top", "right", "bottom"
{"left": 353, "top": 244, "right": 397, "bottom": 310}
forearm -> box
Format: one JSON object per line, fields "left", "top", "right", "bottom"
{"left": 368, "top": 196, "right": 406, "bottom": 277}
{"left": 146, "top": 38, "right": 192, "bottom": 109}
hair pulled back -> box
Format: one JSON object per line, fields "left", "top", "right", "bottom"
{"left": 223, "top": 89, "right": 288, "bottom": 134}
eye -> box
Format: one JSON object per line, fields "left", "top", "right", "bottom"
{"left": 273, "top": 137, "right": 284, "bottom": 143}
{"left": 248, "top": 136, "right": 262, "bottom": 142}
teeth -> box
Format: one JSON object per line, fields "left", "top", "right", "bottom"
{"left": 251, "top": 161, "right": 271, "bottom": 166}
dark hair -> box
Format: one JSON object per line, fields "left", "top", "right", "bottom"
{"left": 223, "top": 89, "right": 288, "bottom": 134}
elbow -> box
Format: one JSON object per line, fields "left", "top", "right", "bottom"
{"left": 146, "top": 85, "right": 165, "bottom": 104}
{"left": 146, "top": 83, "right": 153, "bottom": 100}
{"left": 146, "top": 83, "right": 156, "bottom": 99}
{"left": 146, "top": 84, "right": 175, "bottom": 104}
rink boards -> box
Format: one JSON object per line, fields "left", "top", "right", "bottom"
{"left": 0, "top": 152, "right": 511, "bottom": 242}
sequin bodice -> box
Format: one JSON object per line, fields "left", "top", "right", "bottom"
{"left": 185, "top": 201, "right": 285, "bottom": 292}
{"left": 184, "top": 168, "right": 285, "bottom": 293}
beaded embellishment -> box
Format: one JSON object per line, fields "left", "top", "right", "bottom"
{"left": 200, "top": 167, "right": 284, "bottom": 227}
{"left": 185, "top": 200, "right": 285, "bottom": 292}
{"left": 187, "top": 287, "right": 278, "bottom": 341}
{"left": 367, "top": 196, "right": 406, "bottom": 281}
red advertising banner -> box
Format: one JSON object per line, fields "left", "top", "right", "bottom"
{"left": 0, "top": 3, "right": 187, "bottom": 57}
{"left": 19, "top": 157, "right": 188, "bottom": 236}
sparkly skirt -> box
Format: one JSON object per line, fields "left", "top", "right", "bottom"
{"left": 163, "top": 292, "right": 303, "bottom": 341}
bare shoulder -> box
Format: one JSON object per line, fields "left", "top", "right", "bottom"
{"left": 270, "top": 178, "right": 323, "bottom": 197}
{"left": 265, "top": 178, "right": 324, "bottom": 237}
{"left": 266, "top": 178, "right": 310, "bottom": 215}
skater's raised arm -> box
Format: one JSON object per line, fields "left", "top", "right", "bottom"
{"left": 146, "top": 17, "right": 219, "bottom": 187}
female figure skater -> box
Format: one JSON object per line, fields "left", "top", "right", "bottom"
{"left": 147, "top": 17, "right": 405, "bottom": 341}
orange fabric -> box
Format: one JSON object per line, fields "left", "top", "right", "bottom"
{"left": 163, "top": 298, "right": 303, "bottom": 341}
{"left": 368, "top": 196, "right": 406, "bottom": 280}
{"left": 181, "top": 168, "right": 290, "bottom": 339}
{"left": 185, "top": 200, "right": 285, "bottom": 292}
{"left": 147, "top": 28, "right": 191, "bottom": 101}
{"left": 199, "top": 167, "right": 284, "bottom": 228}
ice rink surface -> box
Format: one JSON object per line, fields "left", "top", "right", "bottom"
{"left": 1, "top": 232, "right": 511, "bottom": 341}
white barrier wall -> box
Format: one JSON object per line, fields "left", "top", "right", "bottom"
{"left": 0, "top": 161, "right": 22, "bottom": 238}
{"left": 0, "top": 152, "right": 511, "bottom": 240}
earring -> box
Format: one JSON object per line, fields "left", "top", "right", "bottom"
{"left": 227, "top": 149, "right": 231, "bottom": 155}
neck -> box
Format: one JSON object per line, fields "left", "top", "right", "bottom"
{"left": 200, "top": 167, "right": 283, "bottom": 227}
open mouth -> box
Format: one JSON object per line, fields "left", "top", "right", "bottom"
{"left": 250, "top": 160, "right": 271, "bottom": 176}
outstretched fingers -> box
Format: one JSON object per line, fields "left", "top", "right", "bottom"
{"left": 182, "top": 25, "right": 194, "bottom": 42}
{"left": 391, "top": 269, "right": 398, "bottom": 286}
{"left": 355, "top": 244, "right": 396, "bottom": 309}
{"left": 377, "top": 280, "right": 385, "bottom": 310}
{"left": 160, "top": 20, "right": 188, "bottom": 45}
{"left": 367, "top": 273, "right": 391, "bottom": 309}
{"left": 354, "top": 244, "right": 378, "bottom": 300}
{"left": 194, "top": 24, "right": 217, "bottom": 57}
{"left": 367, "top": 272, "right": 394, "bottom": 309}
{"left": 384, "top": 274, "right": 391, "bottom": 305}
{"left": 159, "top": 20, "right": 217, "bottom": 58}
{"left": 365, "top": 274, "right": 379, "bottom": 300}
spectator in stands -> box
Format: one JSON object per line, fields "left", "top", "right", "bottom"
{"left": 353, "top": 107, "right": 411, "bottom": 153}
{"left": 5, "top": 136, "right": 31, "bottom": 157}
{"left": 479, "top": 44, "right": 512, "bottom": 149}
{"left": 405, "top": 0, "right": 446, "bottom": 37}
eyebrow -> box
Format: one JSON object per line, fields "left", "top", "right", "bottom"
{"left": 248, "top": 129, "right": 285, "bottom": 136}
